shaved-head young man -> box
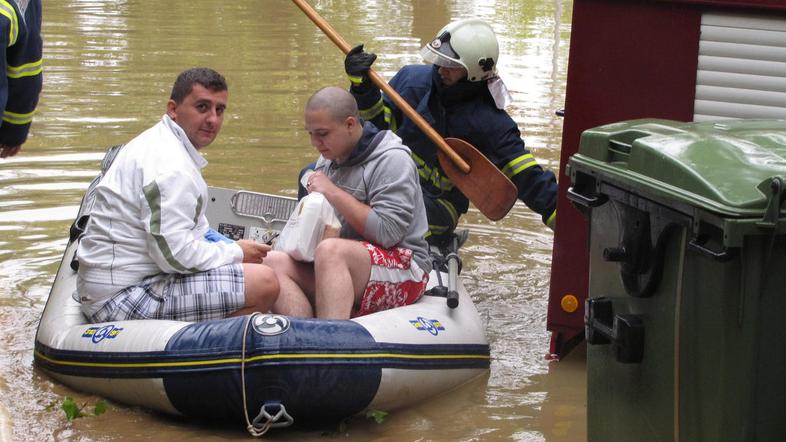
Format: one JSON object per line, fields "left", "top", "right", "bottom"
{"left": 266, "top": 86, "right": 431, "bottom": 319}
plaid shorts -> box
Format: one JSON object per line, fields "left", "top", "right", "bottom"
{"left": 89, "top": 264, "right": 245, "bottom": 323}
{"left": 353, "top": 242, "right": 429, "bottom": 318}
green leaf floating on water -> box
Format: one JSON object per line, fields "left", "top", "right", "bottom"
{"left": 365, "top": 409, "right": 388, "bottom": 424}
{"left": 94, "top": 400, "right": 107, "bottom": 416}
{"left": 60, "top": 397, "right": 108, "bottom": 421}
{"left": 61, "top": 397, "right": 83, "bottom": 421}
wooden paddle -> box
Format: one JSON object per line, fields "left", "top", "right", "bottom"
{"left": 292, "top": 0, "right": 518, "bottom": 221}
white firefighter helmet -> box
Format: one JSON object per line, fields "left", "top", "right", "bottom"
{"left": 419, "top": 18, "right": 500, "bottom": 82}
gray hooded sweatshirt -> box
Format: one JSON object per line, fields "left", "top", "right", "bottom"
{"left": 315, "top": 122, "right": 430, "bottom": 273}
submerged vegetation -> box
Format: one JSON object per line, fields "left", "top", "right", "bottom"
{"left": 46, "top": 397, "right": 107, "bottom": 421}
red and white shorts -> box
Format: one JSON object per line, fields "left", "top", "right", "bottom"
{"left": 353, "top": 242, "right": 429, "bottom": 318}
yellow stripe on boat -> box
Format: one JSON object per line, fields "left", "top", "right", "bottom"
{"left": 35, "top": 350, "right": 490, "bottom": 369}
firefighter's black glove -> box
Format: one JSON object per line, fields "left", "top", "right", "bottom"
{"left": 345, "top": 44, "right": 377, "bottom": 84}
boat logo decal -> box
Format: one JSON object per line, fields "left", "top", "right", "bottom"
{"left": 82, "top": 325, "right": 124, "bottom": 343}
{"left": 253, "top": 314, "right": 290, "bottom": 336}
{"left": 410, "top": 317, "right": 445, "bottom": 336}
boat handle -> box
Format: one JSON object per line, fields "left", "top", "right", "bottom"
{"left": 446, "top": 251, "right": 460, "bottom": 309}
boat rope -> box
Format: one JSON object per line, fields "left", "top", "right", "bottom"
{"left": 240, "top": 312, "right": 294, "bottom": 437}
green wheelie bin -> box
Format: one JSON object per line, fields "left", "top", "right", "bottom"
{"left": 567, "top": 119, "right": 786, "bottom": 442}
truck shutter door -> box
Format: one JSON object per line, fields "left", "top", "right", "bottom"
{"left": 695, "top": 12, "right": 786, "bottom": 121}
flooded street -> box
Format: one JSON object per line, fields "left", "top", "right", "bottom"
{"left": 0, "top": 0, "right": 584, "bottom": 440}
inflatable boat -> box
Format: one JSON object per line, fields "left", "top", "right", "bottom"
{"left": 33, "top": 159, "right": 490, "bottom": 434}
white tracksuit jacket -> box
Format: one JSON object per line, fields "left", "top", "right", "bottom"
{"left": 76, "top": 115, "right": 243, "bottom": 305}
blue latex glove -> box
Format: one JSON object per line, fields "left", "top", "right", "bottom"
{"left": 204, "top": 228, "right": 233, "bottom": 243}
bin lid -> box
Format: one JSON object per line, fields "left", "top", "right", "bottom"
{"left": 572, "top": 119, "right": 786, "bottom": 218}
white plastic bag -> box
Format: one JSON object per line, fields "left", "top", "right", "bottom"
{"left": 274, "top": 192, "right": 341, "bottom": 262}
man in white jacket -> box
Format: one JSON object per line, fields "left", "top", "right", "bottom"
{"left": 76, "top": 68, "right": 279, "bottom": 322}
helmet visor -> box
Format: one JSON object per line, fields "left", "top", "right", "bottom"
{"left": 419, "top": 40, "right": 464, "bottom": 69}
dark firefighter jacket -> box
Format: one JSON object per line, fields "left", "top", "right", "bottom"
{"left": 351, "top": 64, "right": 557, "bottom": 244}
{"left": 1, "top": 0, "right": 43, "bottom": 146}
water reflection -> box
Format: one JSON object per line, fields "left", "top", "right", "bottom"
{"left": 0, "top": 0, "right": 580, "bottom": 440}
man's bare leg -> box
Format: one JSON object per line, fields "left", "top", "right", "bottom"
{"left": 264, "top": 251, "right": 316, "bottom": 318}
{"left": 313, "top": 238, "right": 371, "bottom": 319}
{"left": 229, "top": 263, "right": 280, "bottom": 317}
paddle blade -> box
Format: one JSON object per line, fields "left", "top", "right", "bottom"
{"left": 437, "top": 138, "right": 517, "bottom": 221}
